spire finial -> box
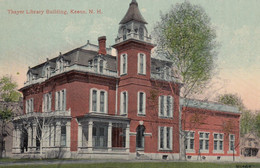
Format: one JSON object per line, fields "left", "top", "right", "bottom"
{"left": 131, "top": 0, "right": 138, "bottom": 5}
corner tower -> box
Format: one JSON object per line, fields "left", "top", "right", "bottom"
{"left": 113, "top": 0, "right": 155, "bottom": 79}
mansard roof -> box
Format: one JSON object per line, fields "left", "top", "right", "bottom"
{"left": 119, "top": 0, "right": 148, "bottom": 24}
{"left": 28, "top": 46, "right": 117, "bottom": 78}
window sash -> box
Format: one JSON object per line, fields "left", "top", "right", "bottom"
{"left": 100, "top": 91, "right": 105, "bottom": 112}
{"left": 214, "top": 133, "right": 224, "bottom": 151}
{"left": 185, "top": 131, "right": 195, "bottom": 150}
{"left": 90, "top": 89, "right": 107, "bottom": 113}
{"left": 94, "top": 59, "right": 98, "bottom": 72}
{"left": 159, "top": 95, "right": 173, "bottom": 117}
{"left": 199, "top": 132, "right": 209, "bottom": 151}
{"left": 138, "top": 53, "right": 146, "bottom": 74}
{"left": 230, "top": 135, "right": 235, "bottom": 150}
{"left": 99, "top": 60, "right": 103, "bottom": 73}
{"left": 92, "top": 90, "right": 97, "bottom": 111}
{"left": 121, "top": 54, "right": 127, "bottom": 75}
{"left": 123, "top": 92, "right": 127, "bottom": 114}
{"left": 61, "top": 126, "right": 66, "bottom": 146}
{"left": 140, "top": 54, "right": 144, "bottom": 74}
{"left": 159, "top": 127, "right": 172, "bottom": 150}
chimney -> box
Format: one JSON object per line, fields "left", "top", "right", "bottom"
{"left": 98, "top": 36, "right": 107, "bottom": 55}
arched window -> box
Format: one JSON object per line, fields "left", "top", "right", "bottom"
{"left": 136, "top": 125, "right": 145, "bottom": 149}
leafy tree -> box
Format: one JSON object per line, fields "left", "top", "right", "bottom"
{"left": 0, "top": 76, "right": 21, "bottom": 158}
{"left": 217, "top": 93, "right": 256, "bottom": 136}
{"left": 154, "top": 1, "right": 217, "bottom": 98}
{"left": 217, "top": 93, "right": 245, "bottom": 111}
{"left": 254, "top": 112, "right": 260, "bottom": 137}
{"left": 153, "top": 1, "right": 217, "bottom": 160}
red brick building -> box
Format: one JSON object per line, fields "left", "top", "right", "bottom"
{"left": 12, "top": 0, "right": 240, "bottom": 160}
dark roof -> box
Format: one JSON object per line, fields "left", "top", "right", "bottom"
{"left": 28, "top": 48, "right": 117, "bottom": 78}
{"left": 119, "top": 0, "right": 148, "bottom": 24}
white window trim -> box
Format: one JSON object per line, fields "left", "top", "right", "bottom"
{"left": 137, "top": 53, "right": 146, "bottom": 75}
{"left": 213, "top": 132, "right": 224, "bottom": 154}
{"left": 185, "top": 131, "right": 195, "bottom": 153}
{"left": 120, "top": 53, "right": 128, "bottom": 75}
{"left": 89, "top": 88, "right": 108, "bottom": 113}
{"left": 137, "top": 91, "right": 146, "bottom": 115}
{"left": 120, "top": 91, "right": 128, "bottom": 115}
{"left": 55, "top": 89, "right": 66, "bottom": 111}
{"left": 43, "top": 92, "right": 52, "bottom": 112}
{"left": 198, "top": 131, "right": 210, "bottom": 153}
{"left": 26, "top": 98, "right": 34, "bottom": 113}
{"left": 228, "top": 134, "right": 236, "bottom": 154}
{"left": 158, "top": 126, "right": 173, "bottom": 151}
{"left": 158, "top": 95, "right": 173, "bottom": 118}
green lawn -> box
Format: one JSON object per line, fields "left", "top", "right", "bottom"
{"left": 1, "top": 162, "right": 260, "bottom": 168}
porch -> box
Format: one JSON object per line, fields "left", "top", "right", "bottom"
{"left": 77, "top": 113, "right": 130, "bottom": 154}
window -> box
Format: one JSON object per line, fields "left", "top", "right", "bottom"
{"left": 120, "top": 54, "right": 127, "bottom": 75}
{"left": 49, "top": 126, "right": 51, "bottom": 146}
{"left": 99, "top": 60, "right": 104, "bottom": 73}
{"left": 139, "top": 27, "right": 144, "bottom": 40}
{"left": 123, "top": 28, "right": 127, "bottom": 40}
{"left": 46, "top": 67, "right": 51, "bottom": 78}
{"left": 93, "top": 123, "right": 108, "bottom": 148}
{"left": 100, "top": 91, "right": 105, "bottom": 112}
{"left": 137, "top": 92, "right": 146, "bottom": 115}
{"left": 94, "top": 59, "right": 98, "bottom": 72}
{"left": 55, "top": 89, "right": 66, "bottom": 111}
{"left": 61, "top": 125, "right": 66, "bottom": 147}
{"left": 43, "top": 92, "right": 52, "bottom": 112}
{"left": 56, "top": 58, "right": 64, "bottom": 72}
{"left": 27, "top": 72, "right": 33, "bottom": 82}
{"left": 91, "top": 58, "right": 106, "bottom": 74}
{"left": 112, "top": 123, "right": 126, "bottom": 148}
{"left": 26, "top": 98, "right": 34, "bottom": 113}
{"left": 199, "top": 132, "right": 209, "bottom": 152}
{"left": 185, "top": 131, "right": 195, "bottom": 151}
{"left": 90, "top": 89, "right": 108, "bottom": 113}
{"left": 159, "top": 95, "right": 173, "bottom": 117}
{"left": 136, "top": 125, "right": 145, "bottom": 149}
{"left": 158, "top": 126, "right": 172, "bottom": 150}
{"left": 213, "top": 133, "right": 224, "bottom": 152}
{"left": 229, "top": 134, "right": 235, "bottom": 151}
{"left": 120, "top": 91, "right": 128, "bottom": 115}
{"left": 138, "top": 53, "right": 146, "bottom": 75}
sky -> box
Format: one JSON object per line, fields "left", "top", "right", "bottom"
{"left": 0, "top": 0, "right": 259, "bottom": 111}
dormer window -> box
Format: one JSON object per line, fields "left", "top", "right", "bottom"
{"left": 27, "top": 72, "right": 33, "bottom": 82}
{"left": 90, "top": 58, "right": 106, "bottom": 74}
{"left": 100, "top": 60, "right": 104, "bottom": 73}
{"left": 94, "top": 59, "right": 98, "bottom": 72}
{"left": 46, "top": 67, "right": 51, "bottom": 78}
{"left": 56, "top": 58, "right": 65, "bottom": 73}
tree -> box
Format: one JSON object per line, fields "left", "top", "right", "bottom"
{"left": 216, "top": 93, "right": 254, "bottom": 136}
{"left": 0, "top": 76, "right": 21, "bottom": 158}
{"left": 14, "top": 111, "right": 67, "bottom": 157}
{"left": 217, "top": 93, "right": 245, "bottom": 111}
{"left": 153, "top": 1, "right": 217, "bottom": 98}
{"left": 0, "top": 76, "right": 21, "bottom": 102}
{"left": 254, "top": 112, "right": 260, "bottom": 137}
{"left": 153, "top": 1, "right": 217, "bottom": 160}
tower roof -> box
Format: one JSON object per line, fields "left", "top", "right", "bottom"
{"left": 119, "top": 0, "right": 148, "bottom": 24}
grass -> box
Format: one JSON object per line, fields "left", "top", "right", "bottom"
{"left": 1, "top": 162, "right": 260, "bottom": 168}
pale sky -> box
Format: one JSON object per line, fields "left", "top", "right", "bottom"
{"left": 0, "top": 0, "right": 259, "bottom": 111}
